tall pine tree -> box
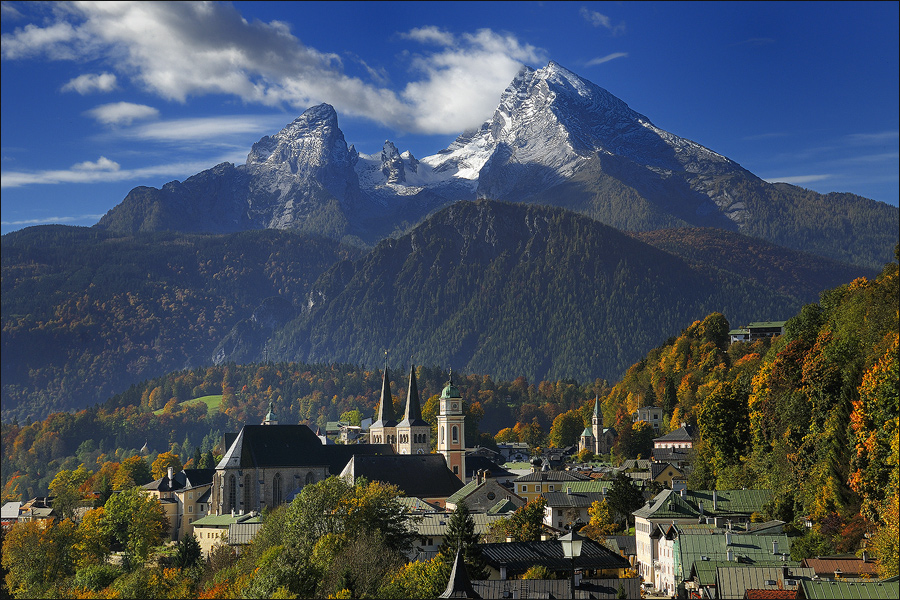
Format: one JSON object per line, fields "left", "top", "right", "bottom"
{"left": 437, "top": 501, "right": 489, "bottom": 580}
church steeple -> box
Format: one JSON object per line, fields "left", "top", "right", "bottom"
{"left": 397, "top": 364, "right": 430, "bottom": 455}
{"left": 373, "top": 367, "right": 398, "bottom": 427}
{"left": 399, "top": 364, "right": 428, "bottom": 428}
{"left": 369, "top": 366, "right": 398, "bottom": 446}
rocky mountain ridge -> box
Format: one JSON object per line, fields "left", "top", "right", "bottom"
{"left": 94, "top": 60, "right": 898, "bottom": 269}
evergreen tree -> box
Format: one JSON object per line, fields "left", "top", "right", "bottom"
{"left": 437, "top": 501, "right": 489, "bottom": 579}
{"left": 606, "top": 472, "right": 644, "bottom": 528}
{"left": 662, "top": 377, "right": 678, "bottom": 415}
{"left": 172, "top": 533, "right": 202, "bottom": 571}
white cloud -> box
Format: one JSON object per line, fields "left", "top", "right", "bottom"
{"left": 62, "top": 72, "right": 118, "bottom": 94}
{"left": 1, "top": 3, "right": 547, "bottom": 135}
{"left": 71, "top": 156, "right": 120, "bottom": 171}
{"left": 585, "top": 52, "right": 628, "bottom": 66}
{"left": 127, "top": 115, "right": 289, "bottom": 143}
{"left": 764, "top": 174, "right": 832, "bottom": 185}
{"left": 1, "top": 157, "right": 233, "bottom": 189}
{"left": 400, "top": 28, "right": 546, "bottom": 133}
{"left": 845, "top": 131, "right": 899, "bottom": 145}
{"left": 402, "top": 26, "right": 456, "bottom": 46}
{"left": 1, "top": 214, "right": 107, "bottom": 227}
{"left": 579, "top": 7, "right": 625, "bottom": 35}
{"left": 85, "top": 102, "right": 159, "bottom": 126}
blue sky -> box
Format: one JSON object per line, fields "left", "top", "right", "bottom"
{"left": 2, "top": 1, "right": 898, "bottom": 235}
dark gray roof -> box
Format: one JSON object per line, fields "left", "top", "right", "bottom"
{"left": 142, "top": 468, "right": 215, "bottom": 493}
{"left": 543, "top": 491, "right": 607, "bottom": 508}
{"left": 218, "top": 424, "right": 394, "bottom": 473}
{"left": 654, "top": 424, "right": 696, "bottom": 442}
{"left": 471, "top": 578, "right": 640, "bottom": 600}
{"left": 478, "top": 539, "right": 630, "bottom": 576}
{"left": 605, "top": 535, "right": 636, "bottom": 556}
{"left": 652, "top": 447, "right": 693, "bottom": 462}
{"left": 373, "top": 368, "right": 398, "bottom": 428}
{"left": 465, "top": 455, "right": 515, "bottom": 479}
{"left": 439, "top": 550, "right": 481, "bottom": 599}
{"left": 398, "top": 364, "right": 428, "bottom": 428}
{"left": 651, "top": 462, "right": 683, "bottom": 480}
{"left": 344, "top": 454, "right": 464, "bottom": 498}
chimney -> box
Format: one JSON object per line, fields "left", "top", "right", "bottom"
{"left": 772, "top": 540, "right": 779, "bottom": 555}
{"left": 168, "top": 466, "right": 174, "bottom": 482}
{"left": 567, "top": 487, "right": 573, "bottom": 495}
{"left": 727, "top": 548, "right": 734, "bottom": 562}
{"left": 698, "top": 501, "right": 704, "bottom": 516}
{"left": 862, "top": 550, "right": 869, "bottom": 563}
{"left": 712, "top": 490, "right": 718, "bottom": 511}
{"left": 725, "top": 532, "right": 732, "bottom": 545}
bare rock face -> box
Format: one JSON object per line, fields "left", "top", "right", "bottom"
{"left": 380, "top": 141, "right": 406, "bottom": 184}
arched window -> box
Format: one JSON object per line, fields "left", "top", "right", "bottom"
{"left": 452, "top": 426, "right": 459, "bottom": 444}
{"left": 227, "top": 474, "right": 236, "bottom": 512}
{"left": 306, "top": 472, "right": 315, "bottom": 486}
{"left": 272, "top": 473, "right": 283, "bottom": 506}
{"left": 243, "top": 474, "right": 252, "bottom": 511}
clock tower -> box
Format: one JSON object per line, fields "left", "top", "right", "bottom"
{"left": 437, "top": 371, "right": 466, "bottom": 482}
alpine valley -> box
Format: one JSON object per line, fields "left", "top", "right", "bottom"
{"left": 2, "top": 62, "right": 897, "bottom": 422}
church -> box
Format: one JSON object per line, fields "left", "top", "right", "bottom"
{"left": 209, "top": 365, "right": 467, "bottom": 515}
{"left": 578, "top": 397, "right": 617, "bottom": 456}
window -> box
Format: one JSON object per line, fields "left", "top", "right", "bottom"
{"left": 452, "top": 426, "right": 458, "bottom": 444}
{"left": 521, "top": 485, "right": 528, "bottom": 492}
{"left": 243, "top": 474, "right": 252, "bottom": 510}
{"left": 227, "top": 475, "right": 236, "bottom": 512}
{"left": 549, "top": 485, "right": 554, "bottom": 491}
{"left": 188, "top": 505, "right": 193, "bottom": 513}
{"left": 189, "top": 492, "right": 193, "bottom": 500}
{"left": 306, "top": 472, "right": 315, "bottom": 485}
{"left": 452, "top": 465, "right": 458, "bottom": 474}
{"left": 273, "top": 473, "right": 283, "bottom": 506}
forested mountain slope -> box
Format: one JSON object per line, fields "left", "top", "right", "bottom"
{"left": 265, "top": 200, "right": 877, "bottom": 384}
{"left": 1, "top": 226, "right": 361, "bottom": 422}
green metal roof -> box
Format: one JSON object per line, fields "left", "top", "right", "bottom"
{"left": 192, "top": 513, "right": 262, "bottom": 528}
{"left": 799, "top": 580, "right": 900, "bottom": 599}
{"left": 678, "top": 534, "right": 795, "bottom": 582}
{"left": 446, "top": 479, "right": 480, "bottom": 505}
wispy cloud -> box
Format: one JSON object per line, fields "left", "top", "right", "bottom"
{"left": 0, "top": 157, "right": 237, "bottom": 189}
{"left": 71, "top": 156, "right": 120, "bottom": 171}
{"left": 62, "top": 72, "right": 118, "bottom": 94}
{"left": 845, "top": 131, "right": 899, "bottom": 145}
{"left": 586, "top": 52, "right": 628, "bottom": 66}
{"left": 764, "top": 174, "right": 832, "bottom": 185}
{"left": 579, "top": 7, "right": 626, "bottom": 35}
{"left": 85, "top": 102, "right": 160, "bottom": 126}
{"left": 126, "top": 115, "right": 290, "bottom": 143}
{"left": 1, "top": 214, "right": 107, "bottom": 227}
{"left": 1, "top": 3, "right": 546, "bottom": 135}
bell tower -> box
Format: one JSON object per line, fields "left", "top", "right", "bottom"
{"left": 437, "top": 371, "right": 466, "bottom": 482}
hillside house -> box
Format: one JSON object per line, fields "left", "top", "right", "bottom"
{"left": 729, "top": 321, "right": 787, "bottom": 344}
{"left": 141, "top": 467, "right": 214, "bottom": 541}
{"left": 633, "top": 406, "right": 664, "bottom": 432}
{"left": 192, "top": 512, "right": 262, "bottom": 558}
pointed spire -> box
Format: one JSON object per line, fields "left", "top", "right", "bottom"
{"left": 439, "top": 549, "right": 481, "bottom": 599}
{"left": 593, "top": 396, "right": 600, "bottom": 418}
{"left": 373, "top": 367, "right": 397, "bottom": 427}
{"left": 399, "top": 364, "right": 428, "bottom": 427}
